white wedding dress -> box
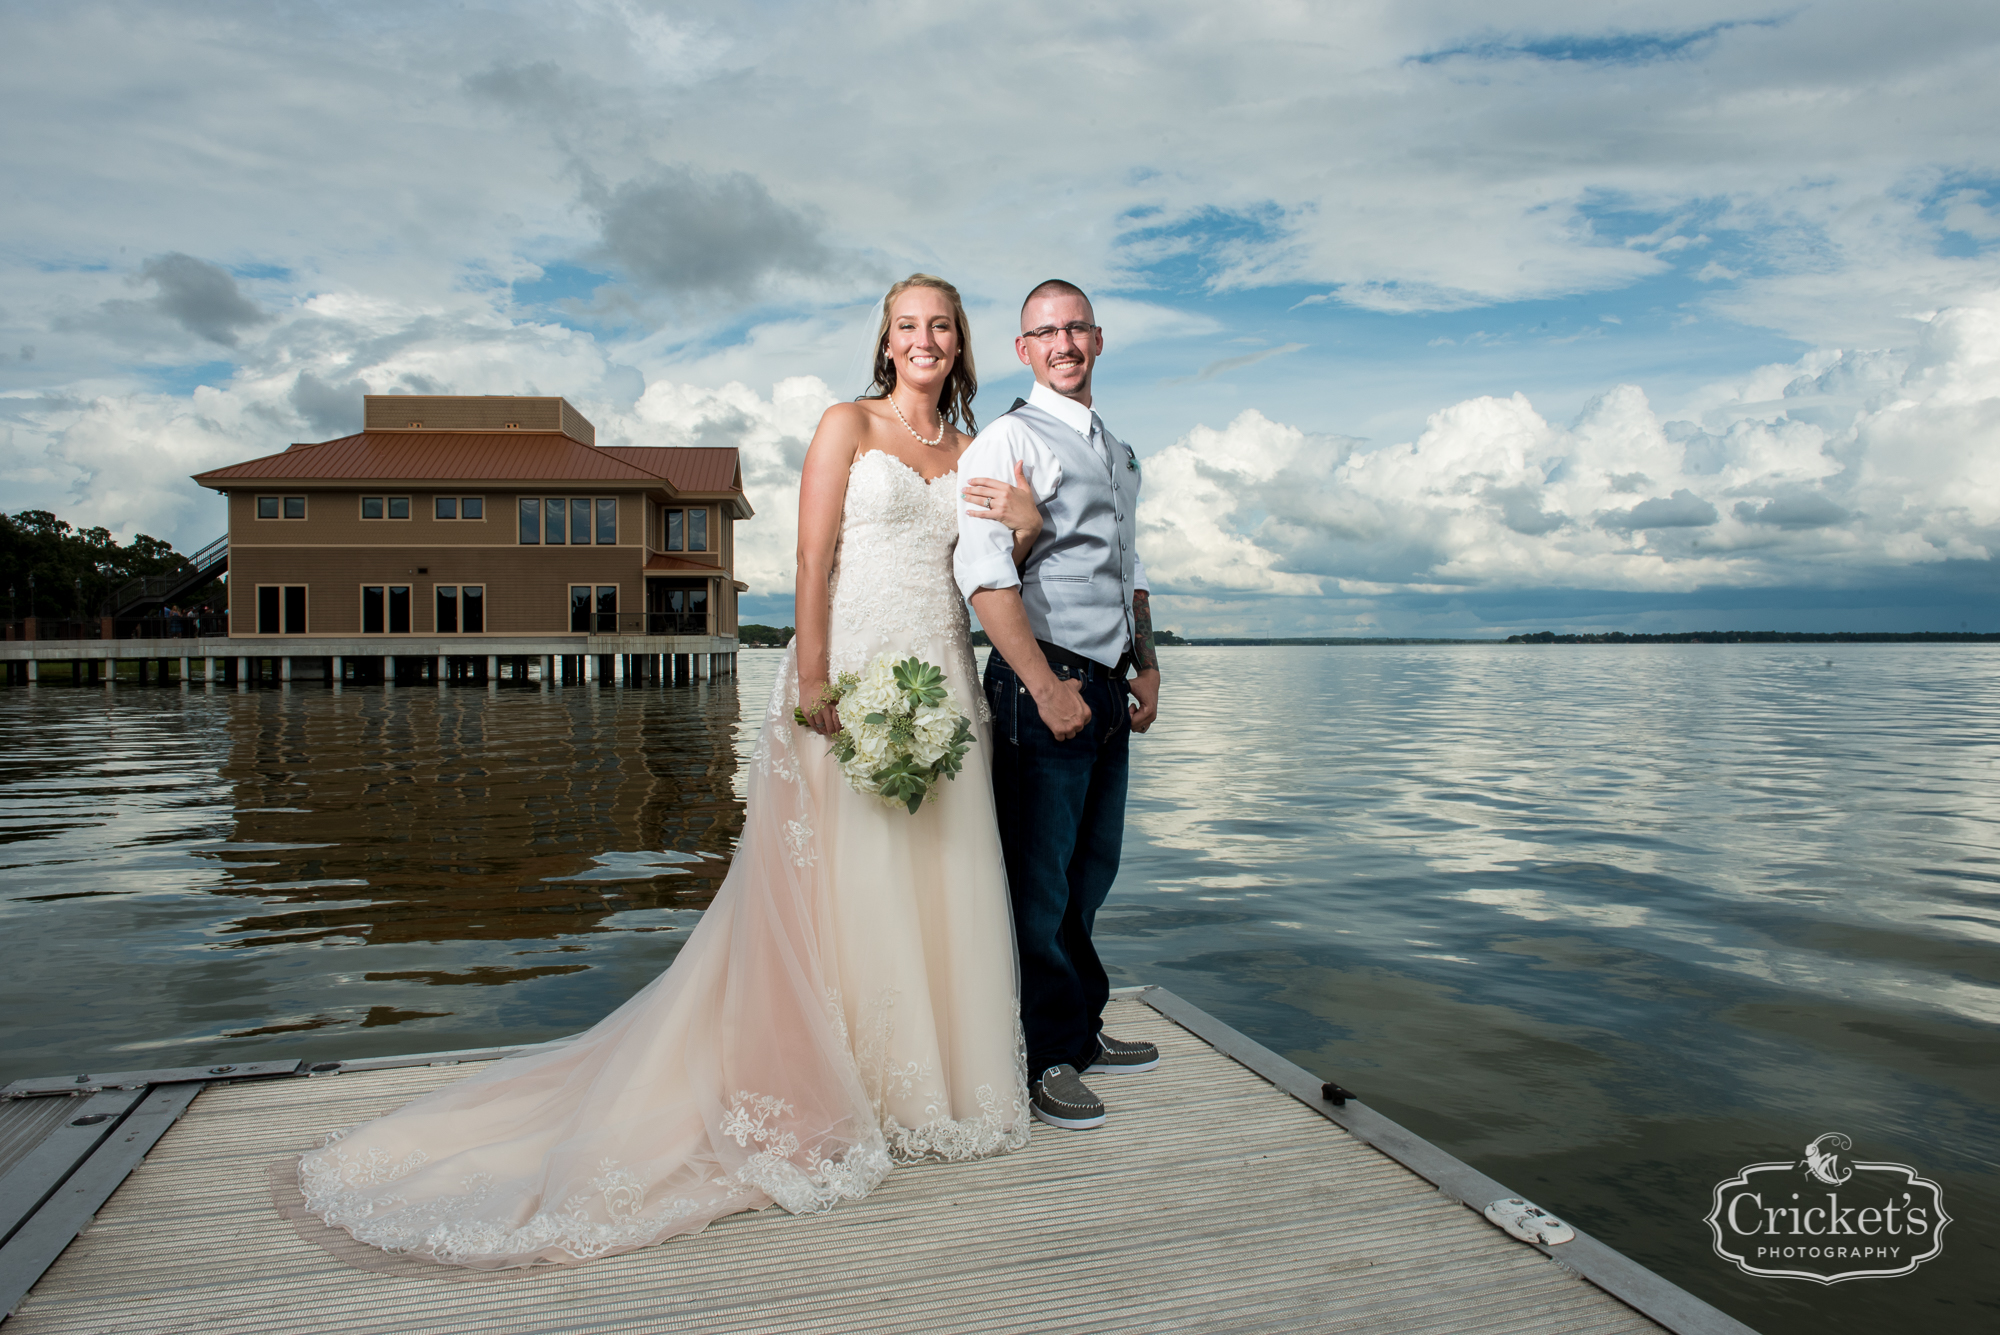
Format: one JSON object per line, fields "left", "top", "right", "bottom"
{"left": 298, "top": 450, "right": 1029, "bottom": 1269}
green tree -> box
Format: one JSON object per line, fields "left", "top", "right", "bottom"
{"left": 0, "top": 510, "right": 193, "bottom": 619}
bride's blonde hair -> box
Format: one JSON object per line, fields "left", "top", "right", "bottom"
{"left": 863, "top": 274, "right": 979, "bottom": 432}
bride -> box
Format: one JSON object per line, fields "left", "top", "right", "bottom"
{"left": 298, "top": 275, "right": 1041, "bottom": 1269}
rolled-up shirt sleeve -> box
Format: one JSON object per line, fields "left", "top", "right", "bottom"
{"left": 1134, "top": 556, "right": 1150, "bottom": 594}
{"left": 954, "top": 421, "right": 1061, "bottom": 601}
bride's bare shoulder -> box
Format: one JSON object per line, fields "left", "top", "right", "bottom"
{"left": 806, "top": 402, "right": 881, "bottom": 470}
{"left": 817, "top": 399, "right": 888, "bottom": 436}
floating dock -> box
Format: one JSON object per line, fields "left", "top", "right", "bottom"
{"left": 0, "top": 989, "right": 1756, "bottom": 1333}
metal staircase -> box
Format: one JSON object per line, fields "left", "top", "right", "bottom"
{"left": 103, "top": 534, "right": 227, "bottom": 617}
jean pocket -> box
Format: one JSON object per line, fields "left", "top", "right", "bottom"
{"left": 985, "top": 671, "right": 1017, "bottom": 745}
{"left": 1020, "top": 691, "right": 1103, "bottom": 755}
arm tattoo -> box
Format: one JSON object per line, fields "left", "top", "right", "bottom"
{"left": 1131, "top": 589, "right": 1159, "bottom": 673}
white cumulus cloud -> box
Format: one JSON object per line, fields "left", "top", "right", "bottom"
{"left": 1135, "top": 293, "right": 2000, "bottom": 628}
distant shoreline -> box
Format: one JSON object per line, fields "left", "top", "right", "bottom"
{"left": 1181, "top": 631, "right": 2000, "bottom": 646}
{"left": 736, "top": 625, "right": 1999, "bottom": 649}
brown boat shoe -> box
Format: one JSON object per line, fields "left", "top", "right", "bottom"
{"left": 1030, "top": 1064, "right": 1107, "bottom": 1129}
{"left": 1085, "top": 1034, "right": 1161, "bottom": 1074}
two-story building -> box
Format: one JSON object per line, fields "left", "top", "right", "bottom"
{"left": 193, "top": 393, "right": 749, "bottom": 653}
{"left": 1, "top": 393, "right": 754, "bottom": 687}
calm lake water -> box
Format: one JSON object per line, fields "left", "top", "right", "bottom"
{"left": 1, "top": 645, "right": 1995, "bottom": 1334}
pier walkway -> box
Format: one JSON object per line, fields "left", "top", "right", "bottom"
{"left": 0, "top": 989, "right": 1755, "bottom": 1334}
{"left": 0, "top": 633, "right": 740, "bottom": 685}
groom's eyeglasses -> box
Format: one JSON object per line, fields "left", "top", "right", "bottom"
{"left": 1021, "top": 322, "right": 1099, "bottom": 343}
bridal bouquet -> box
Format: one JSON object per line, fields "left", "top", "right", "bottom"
{"left": 795, "top": 654, "right": 974, "bottom": 814}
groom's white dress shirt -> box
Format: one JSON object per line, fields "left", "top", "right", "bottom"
{"left": 955, "top": 381, "right": 1148, "bottom": 670}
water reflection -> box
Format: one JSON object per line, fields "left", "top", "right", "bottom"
{"left": 1100, "top": 645, "right": 2000, "bottom": 1335}
{"left": 0, "top": 675, "right": 758, "bottom": 1076}
{"left": 213, "top": 686, "right": 742, "bottom": 950}
{"left": 3, "top": 646, "right": 1998, "bottom": 1334}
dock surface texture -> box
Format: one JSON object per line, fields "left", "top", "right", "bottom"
{"left": 1, "top": 990, "right": 1752, "bottom": 1335}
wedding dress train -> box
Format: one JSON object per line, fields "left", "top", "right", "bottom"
{"left": 298, "top": 450, "right": 1029, "bottom": 1269}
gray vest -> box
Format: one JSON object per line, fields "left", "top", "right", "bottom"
{"left": 1012, "top": 402, "right": 1141, "bottom": 668}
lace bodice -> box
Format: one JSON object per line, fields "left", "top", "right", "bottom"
{"left": 826, "top": 451, "right": 973, "bottom": 679}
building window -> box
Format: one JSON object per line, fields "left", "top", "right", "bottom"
{"left": 388, "top": 496, "right": 410, "bottom": 520}
{"left": 362, "top": 496, "right": 384, "bottom": 519}
{"left": 647, "top": 578, "right": 708, "bottom": 634}
{"left": 519, "top": 497, "right": 614, "bottom": 546}
{"left": 362, "top": 585, "right": 412, "bottom": 634}
{"left": 435, "top": 585, "right": 485, "bottom": 633}
{"left": 664, "top": 507, "right": 707, "bottom": 551}
{"left": 436, "top": 496, "right": 456, "bottom": 520}
{"left": 434, "top": 496, "right": 484, "bottom": 520}
{"left": 284, "top": 496, "right": 306, "bottom": 519}
{"left": 257, "top": 495, "right": 307, "bottom": 520}
{"left": 256, "top": 585, "right": 308, "bottom": 634}
{"left": 570, "top": 584, "right": 618, "bottom": 632}
{"left": 362, "top": 495, "right": 410, "bottom": 519}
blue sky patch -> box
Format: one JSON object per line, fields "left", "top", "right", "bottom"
{"left": 511, "top": 262, "right": 622, "bottom": 314}
{"left": 1919, "top": 177, "right": 2000, "bottom": 258}
{"left": 1114, "top": 204, "right": 1292, "bottom": 294}
{"left": 146, "top": 360, "right": 239, "bottom": 398}
{"left": 1416, "top": 19, "right": 1782, "bottom": 67}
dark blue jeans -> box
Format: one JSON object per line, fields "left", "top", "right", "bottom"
{"left": 985, "top": 647, "right": 1130, "bottom": 1077}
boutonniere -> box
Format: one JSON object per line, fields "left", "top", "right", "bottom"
{"left": 1124, "top": 445, "right": 1139, "bottom": 473}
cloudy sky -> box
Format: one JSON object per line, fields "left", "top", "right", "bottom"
{"left": 4, "top": 0, "right": 1998, "bottom": 635}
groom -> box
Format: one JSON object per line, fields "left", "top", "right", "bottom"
{"left": 956, "top": 279, "right": 1163, "bottom": 1130}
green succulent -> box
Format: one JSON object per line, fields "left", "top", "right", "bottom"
{"left": 892, "top": 657, "right": 950, "bottom": 710}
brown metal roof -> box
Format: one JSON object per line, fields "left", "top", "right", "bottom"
{"left": 598, "top": 447, "right": 741, "bottom": 493}
{"left": 194, "top": 432, "right": 661, "bottom": 485}
{"left": 193, "top": 433, "right": 745, "bottom": 496}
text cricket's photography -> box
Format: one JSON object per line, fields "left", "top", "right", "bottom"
{"left": 1, "top": 4, "right": 1996, "bottom": 1335}
{"left": 1706, "top": 1132, "right": 1953, "bottom": 1285}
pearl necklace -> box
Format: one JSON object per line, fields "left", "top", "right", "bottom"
{"left": 889, "top": 395, "right": 945, "bottom": 447}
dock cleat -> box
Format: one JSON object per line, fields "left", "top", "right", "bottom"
{"left": 1482, "top": 1197, "right": 1576, "bottom": 1246}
